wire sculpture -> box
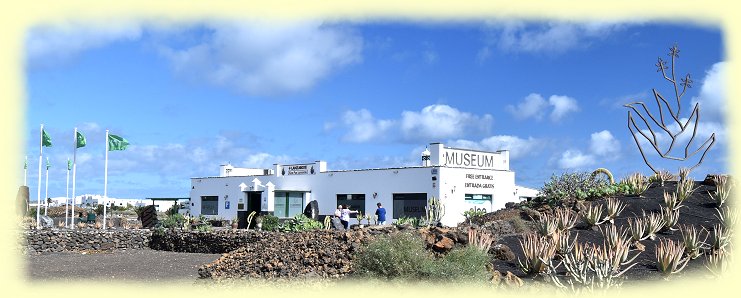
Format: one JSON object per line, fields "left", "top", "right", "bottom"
{"left": 624, "top": 44, "right": 716, "bottom": 174}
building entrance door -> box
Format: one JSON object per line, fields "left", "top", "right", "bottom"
{"left": 238, "top": 191, "right": 262, "bottom": 229}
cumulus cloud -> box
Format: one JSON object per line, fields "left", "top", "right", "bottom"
{"left": 341, "top": 109, "right": 395, "bottom": 143}
{"left": 159, "top": 21, "right": 362, "bottom": 96}
{"left": 480, "top": 21, "right": 626, "bottom": 56}
{"left": 400, "top": 105, "right": 492, "bottom": 141}
{"left": 448, "top": 135, "right": 542, "bottom": 160}
{"left": 692, "top": 61, "right": 727, "bottom": 123}
{"left": 507, "top": 93, "right": 579, "bottom": 122}
{"left": 338, "top": 105, "right": 493, "bottom": 143}
{"left": 590, "top": 130, "right": 620, "bottom": 157}
{"left": 558, "top": 150, "right": 595, "bottom": 169}
{"left": 26, "top": 21, "right": 143, "bottom": 68}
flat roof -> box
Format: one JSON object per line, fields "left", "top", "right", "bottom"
{"left": 191, "top": 165, "right": 511, "bottom": 179}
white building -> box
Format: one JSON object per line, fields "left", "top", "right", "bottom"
{"left": 46, "top": 195, "right": 178, "bottom": 211}
{"left": 190, "top": 143, "right": 537, "bottom": 226}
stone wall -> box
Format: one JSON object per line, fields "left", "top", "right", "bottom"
{"left": 25, "top": 229, "right": 151, "bottom": 253}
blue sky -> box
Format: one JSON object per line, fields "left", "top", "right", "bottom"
{"left": 23, "top": 20, "right": 727, "bottom": 199}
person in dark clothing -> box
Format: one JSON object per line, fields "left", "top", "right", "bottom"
{"left": 375, "top": 202, "right": 387, "bottom": 225}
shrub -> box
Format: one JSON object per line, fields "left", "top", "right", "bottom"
{"left": 463, "top": 209, "right": 486, "bottom": 223}
{"left": 539, "top": 172, "right": 605, "bottom": 205}
{"left": 159, "top": 213, "right": 187, "bottom": 229}
{"left": 428, "top": 246, "right": 490, "bottom": 282}
{"left": 279, "top": 214, "right": 323, "bottom": 232}
{"left": 261, "top": 214, "right": 280, "bottom": 231}
{"left": 353, "top": 232, "right": 433, "bottom": 279}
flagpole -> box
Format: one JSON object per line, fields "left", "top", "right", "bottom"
{"left": 44, "top": 157, "right": 49, "bottom": 217}
{"left": 71, "top": 127, "right": 78, "bottom": 230}
{"left": 24, "top": 156, "right": 28, "bottom": 186}
{"left": 65, "top": 158, "right": 70, "bottom": 229}
{"left": 37, "top": 124, "right": 43, "bottom": 229}
{"left": 104, "top": 129, "right": 109, "bottom": 229}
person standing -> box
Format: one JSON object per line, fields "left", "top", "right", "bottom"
{"left": 340, "top": 205, "right": 357, "bottom": 230}
{"left": 375, "top": 202, "right": 387, "bottom": 225}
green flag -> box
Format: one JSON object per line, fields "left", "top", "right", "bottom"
{"left": 46, "top": 157, "right": 50, "bottom": 170}
{"left": 24, "top": 156, "right": 27, "bottom": 170}
{"left": 76, "top": 131, "right": 86, "bottom": 148}
{"left": 108, "top": 134, "right": 129, "bottom": 151}
{"left": 42, "top": 129, "right": 52, "bottom": 147}
{"left": 67, "top": 158, "right": 72, "bottom": 171}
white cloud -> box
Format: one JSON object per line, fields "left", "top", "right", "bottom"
{"left": 558, "top": 150, "right": 595, "bottom": 169}
{"left": 507, "top": 93, "right": 548, "bottom": 120}
{"left": 507, "top": 93, "right": 579, "bottom": 122}
{"left": 26, "top": 21, "right": 142, "bottom": 68}
{"left": 590, "top": 130, "right": 620, "bottom": 157}
{"left": 400, "top": 105, "right": 492, "bottom": 141}
{"left": 482, "top": 21, "right": 625, "bottom": 55}
{"left": 549, "top": 95, "right": 580, "bottom": 121}
{"left": 691, "top": 61, "right": 727, "bottom": 123}
{"left": 341, "top": 109, "right": 394, "bottom": 143}
{"left": 338, "top": 105, "right": 493, "bottom": 143}
{"left": 159, "top": 21, "right": 362, "bottom": 96}
{"left": 448, "top": 135, "right": 542, "bottom": 160}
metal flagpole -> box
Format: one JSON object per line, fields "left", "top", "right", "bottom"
{"left": 103, "top": 129, "right": 108, "bottom": 229}
{"left": 44, "top": 157, "right": 49, "bottom": 217}
{"left": 65, "top": 158, "right": 70, "bottom": 228}
{"left": 71, "top": 128, "right": 78, "bottom": 230}
{"left": 24, "top": 156, "right": 28, "bottom": 186}
{"left": 36, "top": 124, "right": 43, "bottom": 229}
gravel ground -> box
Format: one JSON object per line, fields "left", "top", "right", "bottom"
{"left": 27, "top": 249, "right": 221, "bottom": 283}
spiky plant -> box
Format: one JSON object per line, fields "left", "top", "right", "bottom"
{"left": 534, "top": 214, "right": 558, "bottom": 238}
{"left": 656, "top": 238, "right": 690, "bottom": 277}
{"left": 679, "top": 224, "right": 708, "bottom": 260}
{"left": 708, "top": 224, "right": 732, "bottom": 253}
{"left": 676, "top": 168, "right": 697, "bottom": 204}
{"left": 715, "top": 206, "right": 738, "bottom": 228}
{"left": 583, "top": 204, "right": 607, "bottom": 227}
{"left": 621, "top": 173, "right": 650, "bottom": 196}
{"left": 643, "top": 211, "right": 665, "bottom": 240}
{"left": 518, "top": 233, "right": 557, "bottom": 276}
{"left": 604, "top": 198, "right": 627, "bottom": 224}
{"left": 555, "top": 207, "right": 578, "bottom": 232}
{"left": 468, "top": 227, "right": 495, "bottom": 252}
{"left": 589, "top": 243, "right": 636, "bottom": 287}
{"left": 663, "top": 191, "right": 683, "bottom": 211}
{"left": 710, "top": 175, "right": 733, "bottom": 207}
{"left": 627, "top": 217, "right": 649, "bottom": 242}
{"left": 554, "top": 229, "right": 578, "bottom": 257}
{"left": 649, "top": 170, "right": 676, "bottom": 187}
{"left": 660, "top": 207, "right": 681, "bottom": 232}
{"left": 553, "top": 241, "right": 593, "bottom": 288}
{"left": 705, "top": 249, "right": 730, "bottom": 277}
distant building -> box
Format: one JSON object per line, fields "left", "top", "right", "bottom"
{"left": 190, "top": 143, "right": 534, "bottom": 226}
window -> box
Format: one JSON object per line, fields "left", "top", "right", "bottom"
{"left": 392, "top": 193, "right": 427, "bottom": 219}
{"left": 336, "top": 194, "right": 365, "bottom": 217}
{"left": 464, "top": 194, "right": 492, "bottom": 213}
{"left": 274, "top": 192, "right": 305, "bottom": 218}
{"left": 201, "top": 196, "right": 218, "bottom": 215}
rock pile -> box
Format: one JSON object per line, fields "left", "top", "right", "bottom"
{"left": 197, "top": 229, "right": 374, "bottom": 279}
{"left": 25, "top": 229, "right": 151, "bottom": 253}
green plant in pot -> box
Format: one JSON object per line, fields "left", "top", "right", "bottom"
{"left": 231, "top": 216, "right": 239, "bottom": 229}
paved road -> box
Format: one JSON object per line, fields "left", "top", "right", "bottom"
{"left": 27, "top": 249, "right": 221, "bottom": 283}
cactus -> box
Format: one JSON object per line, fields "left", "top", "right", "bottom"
{"left": 246, "top": 211, "right": 256, "bottom": 230}
{"left": 592, "top": 168, "right": 615, "bottom": 185}
{"left": 425, "top": 196, "right": 445, "bottom": 226}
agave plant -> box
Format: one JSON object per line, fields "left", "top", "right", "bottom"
{"left": 708, "top": 224, "right": 731, "bottom": 253}
{"left": 604, "top": 198, "right": 627, "bottom": 224}
{"left": 679, "top": 224, "right": 708, "bottom": 260}
{"left": 643, "top": 211, "right": 665, "bottom": 241}
{"left": 663, "top": 191, "right": 683, "bottom": 211}
{"left": 600, "top": 224, "right": 629, "bottom": 250}
{"left": 627, "top": 217, "right": 649, "bottom": 242}
{"left": 468, "top": 227, "right": 495, "bottom": 252}
{"left": 518, "top": 233, "right": 557, "bottom": 276}
{"left": 655, "top": 238, "right": 690, "bottom": 277}
{"left": 621, "top": 173, "right": 650, "bottom": 196}
{"left": 710, "top": 175, "right": 733, "bottom": 207}
{"left": 554, "top": 229, "right": 578, "bottom": 257}
{"left": 715, "top": 206, "right": 738, "bottom": 228}
{"left": 555, "top": 207, "right": 578, "bottom": 232}
{"left": 705, "top": 249, "right": 730, "bottom": 277}
{"left": 675, "top": 168, "right": 698, "bottom": 204}
{"left": 660, "top": 207, "right": 681, "bottom": 232}
{"left": 534, "top": 214, "right": 558, "bottom": 238}
{"left": 582, "top": 204, "right": 607, "bottom": 227}
{"left": 624, "top": 44, "right": 716, "bottom": 175}
{"left": 649, "top": 170, "right": 676, "bottom": 187}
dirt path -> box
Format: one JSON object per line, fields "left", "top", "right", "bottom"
{"left": 26, "top": 249, "right": 221, "bottom": 283}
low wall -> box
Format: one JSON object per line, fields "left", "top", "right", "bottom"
{"left": 24, "top": 229, "right": 152, "bottom": 253}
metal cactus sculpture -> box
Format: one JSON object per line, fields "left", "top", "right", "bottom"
{"left": 624, "top": 44, "right": 716, "bottom": 174}
{"left": 425, "top": 196, "right": 445, "bottom": 226}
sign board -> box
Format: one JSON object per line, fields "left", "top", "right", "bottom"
{"left": 280, "top": 163, "right": 316, "bottom": 176}
{"left": 442, "top": 148, "right": 504, "bottom": 170}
